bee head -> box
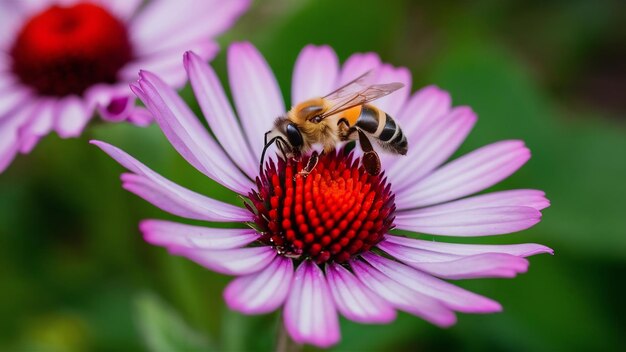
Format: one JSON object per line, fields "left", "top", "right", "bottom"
{"left": 263, "top": 117, "right": 305, "bottom": 163}
{"left": 285, "top": 123, "right": 303, "bottom": 149}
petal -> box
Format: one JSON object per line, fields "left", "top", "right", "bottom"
{"left": 18, "top": 99, "right": 55, "bottom": 153}
{"left": 377, "top": 241, "right": 459, "bottom": 263}
{"left": 0, "top": 87, "right": 31, "bottom": 118}
{"left": 338, "top": 53, "right": 382, "bottom": 85}
{"left": 0, "top": 54, "right": 10, "bottom": 73}
{"left": 383, "top": 234, "right": 554, "bottom": 257}
{"left": 325, "top": 263, "right": 396, "bottom": 324}
{"left": 130, "top": 0, "right": 250, "bottom": 56}
{"left": 120, "top": 173, "right": 247, "bottom": 222}
{"left": 184, "top": 51, "right": 257, "bottom": 179}
{"left": 350, "top": 259, "right": 457, "bottom": 327}
{"left": 54, "top": 96, "right": 91, "bottom": 138}
{"left": 291, "top": 45, "right": 340, "bottom": 104}
{"left": 362, "top": 253, "right": 502, "bottom": 313}
{"left": 84, "top": 82, "right": 128, "bottom": 111}
{"left": 94, "top": 0, "right": 142, "bottom": 20}
{"left": 120, "top": 41, "right": 219, "bottom": 88}
{"left": 388, "top": 106, "right": 476, "bottom": 189}
{"left": 224, "top": 256, "right": 294, "bottom": 314}
{"left": 408, "top": 254, "right": 528, "bottom": 280}
{"left": 400, "top": 189, "right": 550, "bottom": 216}
{"left": 0, "top": 104, "right": 38, "bottom": 172}
{"left": 135, "top": 71, "right": 253, "bottom": 194}
{"left": 228, "top": 42, "right": 285, "bottom": 159}
{"left": 396, "top": 86, "right": 452, "bottom": 141}
{"left": 398, "top": 140, "right": 531, "bottom": 208}
{"left": 169, "top": 246, "right": 276, "bottom": 276}
{"left": 127, "top": 106, "right": 154, "bottom": 126}
{"left": 284, "top": 261, "right": 340, "bottom": 348}
{"left": 377, "top": 242, "right": 530, "bottom": 279}
{"left": 91, "top": 140, "right": 250, "bottom": 222}
{"left": 395, "top": 206, "right": 542, "bottom": 236}
{"left": 0, "top": 54, "right": 8, "bottom": 72}
{"left": 97, "top": 95, "right": 134, "bottom": 122}
{"left": 140, "top": 219, "right": 259, "bottom": 250}
{"left": 0, "top": 75, "right": 19, "bottom": 92}
{"left": 0, "top": 4, "right": 22, "bottom": 48}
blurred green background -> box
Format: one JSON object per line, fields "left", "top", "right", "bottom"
{"left": 1, "top": 0, "right": 625, "bottom": 350}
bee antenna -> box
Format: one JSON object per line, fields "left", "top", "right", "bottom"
{"left": 260, "top": 136, "right": 280, "bottom": 176}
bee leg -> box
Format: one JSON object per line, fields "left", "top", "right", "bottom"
{"left": 337, "top": 119, "right": 353, "bottom": 141}
{"left": 357, "top": 129, "right": 381, "bottom": 176}
{"left": 298, "top": 150, "right": 319, "bottom": 176}
{"left": 337, "top": 118, "right": 350, "bottom": 128}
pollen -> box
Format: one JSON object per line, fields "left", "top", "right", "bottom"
{"left": 10, "top": 3, "right": 133, "bottom": 97}
{"left": 248, "top": 150, "right": 396, "bottom": 264}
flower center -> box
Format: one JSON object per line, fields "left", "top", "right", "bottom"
{"left": 10, "top": 3, "right": 133, "bottom": 97}
{"left": 248, "top": 150, "right": 396, "bottom": 264}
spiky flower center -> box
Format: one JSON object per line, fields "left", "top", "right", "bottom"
{"left": 10, "top": 3, "right": 133, "bottom": 97}
{"left": 248, "top": 150, "right": 396, "bottom": 264}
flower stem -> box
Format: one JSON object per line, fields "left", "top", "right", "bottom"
{"left": 275, "top": 315, "right": 300, "bottom": 352}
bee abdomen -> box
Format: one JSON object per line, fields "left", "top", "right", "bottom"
{"left": 379, "top": 113, "right": 397, "bottom": 142}
{"left": 388, "top": 128, "right": 408, "bottom": 155}
{"left": 354, "top": 105, "right": 379, "bottom": 133}
{"left": 356, "top": 106, "right": 407, "bottom": 155}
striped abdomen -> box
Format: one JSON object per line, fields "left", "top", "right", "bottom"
{"left": 350, "top": 104, "right": 408, "bottom": 155}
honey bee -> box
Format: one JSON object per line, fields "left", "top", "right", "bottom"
{"left": 261, "top": 71, "right": 408, "bottom": 176}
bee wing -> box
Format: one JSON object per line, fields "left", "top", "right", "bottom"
{"left": 322, "top": 70, "right": 375, "bottom": 100}
{"left": 320, "top": 73, "right": 404, "bottom": 118}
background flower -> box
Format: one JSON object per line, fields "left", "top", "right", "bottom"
{"left": 0, "top": 0, "right": 250, "bottom": 173}
{"left": 94, "top": 42, "right": 551, "bottom": 347}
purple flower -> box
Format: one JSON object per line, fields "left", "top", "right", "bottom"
{"left": 93, "top": 43, "right": 552, "bottom": 348}
{"left": 0, "top": 0, "right": 250, "bottom": 172}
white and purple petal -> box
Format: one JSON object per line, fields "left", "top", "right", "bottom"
{"left": 91, "top": 141, "right": 250, "bottom": 222}
{"left": 134, "top": 72, "right": 253, "bottom": 194}
{"left": 388, "top": 106, "right": 476, "bottom": 188}
{"left": 228, "top": 42, "right": 285, "bottom": 159}
{"left": 394, "top": 205, "right": 542, "bottom": 236}
{"left": 350, "top": 258, "right": 457, "bottom": 327}
{"left": 383, "top": 234, "right": 554, "bottom": 257}
{"left": 169, "top": 245, "right": 276, "bottom": 276}
{"left": 95, "top": 0, "right": 143, "bottom": 20}
{"left": 401, "top": 189, "right": 550, "bottom": 216}
{"left": 397, "top": 140, "right": 531, "bottom": 209}
{"left": 1, "top": 103, "right": 39, "bottom": 172}
{"left": 140, "top": 219, "right": 259, "bottom": 250}
{"left": 18, "top": 99, "right": 56, "bottom": 153}
{"left": 326, "top": 263, "right": 396, "bottom": 324}
{"left": 224, "top": 255, "right": 293, "bottom": 314}
{"left": 184, "top": 51, "right": 258, "bottom": 178}
{"left": 369, "top": 64, "right": 411, "bottom": 117}
{"left": 378, "top": 241, "right": 530, "bottom": 279}
{"left": 291, "top": 45, "right": 340, "bottom": 104}
{"left": 338, "top": 53, "right": 382, "bottom": 85}
{"left": 130, "top": 0, "right": 250, "bottom": 56}
{"left": 284, "top": 261, "right": 340, "bottom": 348}
{"left": 362, "top": 253, "right": 502, "bottom": 313}
{"left": 120, "top": 41, "right": 219, "bottom": 88}
{"left": 396, "top": 86, "right": 452, "bottom": 140}
{"left": 54, "top": 95, "right": 91, "bottom": 138}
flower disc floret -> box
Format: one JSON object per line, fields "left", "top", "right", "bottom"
{"left": 249, "top": 150, "right": 396, "bottom": 264}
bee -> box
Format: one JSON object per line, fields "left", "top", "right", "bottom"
{"left": 261, "top": 71, "right": 408, "bottom": 176}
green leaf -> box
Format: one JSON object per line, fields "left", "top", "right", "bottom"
{"left": 134, "top": 292, "right": 214, "bottom": 352}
